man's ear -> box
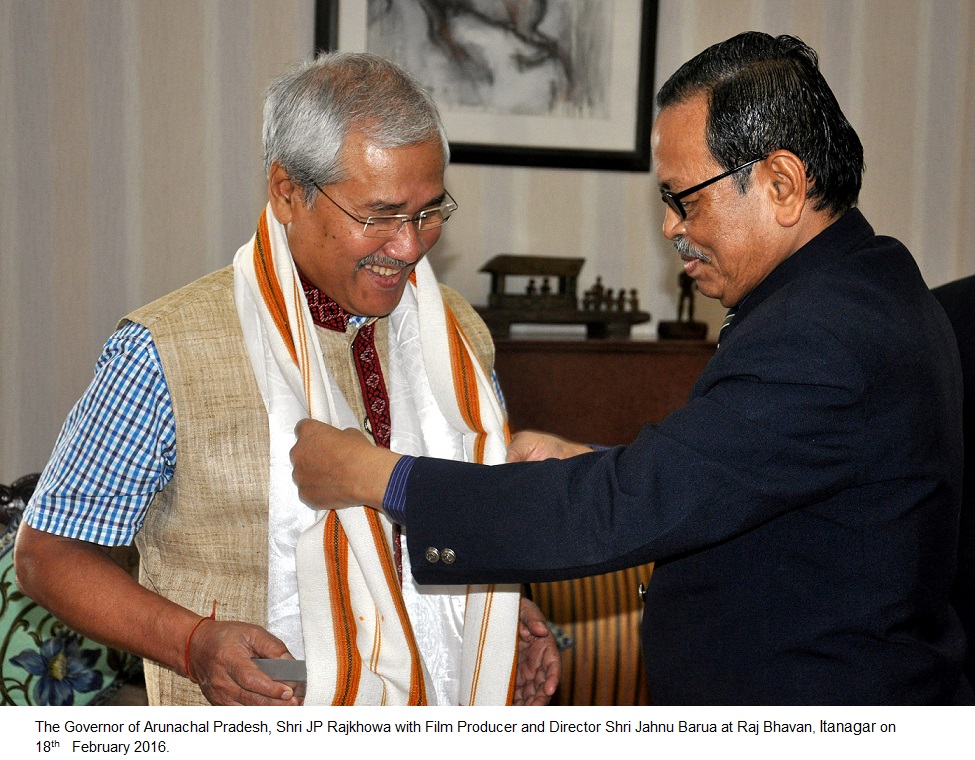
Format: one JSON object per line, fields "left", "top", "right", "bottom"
{"left": 763, "top": 150, "right": 808, "bottom": 228}
{"left": 267, "top": 161, "right": 302, "bottom": 225}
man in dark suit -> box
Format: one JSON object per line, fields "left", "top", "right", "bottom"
{"left": 290, "top": 33, "right": 971, "bottom": 704}
{"left": 933, "top": 275, "right": 975, "bottom": 688}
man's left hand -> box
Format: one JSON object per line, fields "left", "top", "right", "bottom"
{"left": 513, "top": 597, "right": 561, "bottom": 706}
{"left": 506, "top": 430, "right": 593, "bottom": 463}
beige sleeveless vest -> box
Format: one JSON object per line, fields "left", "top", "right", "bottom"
{"left": 124, "top": 266, "right": 494, "bottom": 706}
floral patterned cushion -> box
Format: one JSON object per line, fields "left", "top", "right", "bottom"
{"left": 1, "top": 495, "right": 139, "bottom": 706}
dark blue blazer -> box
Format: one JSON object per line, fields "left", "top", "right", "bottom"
{"left": 405, "top": 210, "right": 970, "bottom": 704}
{"left": 933, "top": 274, "right": 975, "bottom": 688}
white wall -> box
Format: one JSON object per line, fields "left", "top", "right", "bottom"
{"left": 2, "top": 0, "right": 973, "bottom": 481}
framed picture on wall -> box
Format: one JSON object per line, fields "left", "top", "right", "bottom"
{"left": 315, "top": 0, "right": 657, "bottom": 172}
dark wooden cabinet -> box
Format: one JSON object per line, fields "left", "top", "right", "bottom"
{"left": 493, "top": 337, "right": 716, "bottom": 705}
{"left": 495, "top": 338, "right": 716, "bottom": 444}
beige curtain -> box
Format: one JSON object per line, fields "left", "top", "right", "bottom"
{"left": 2, "top": 0, "right": 974, "bottom": 481}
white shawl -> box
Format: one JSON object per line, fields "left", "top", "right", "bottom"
{"left": 232, "top": 206, "right": 519, "bottom": 705}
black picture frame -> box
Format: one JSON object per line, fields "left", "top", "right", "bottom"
{"left": 314, "top": 1, "right": 657, "bottom": 172}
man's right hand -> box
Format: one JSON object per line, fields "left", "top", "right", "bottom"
{"left": 506, "top": 430, "right": 595, "bottom": 463}
{"left": 14, "top": 525, "right": 301, "bottom": 706}
{"left": 290, "top": 419, "right": 400, "bottom": 510}
{"left": 186, "top": 619, "right": 301, "bottom": 706}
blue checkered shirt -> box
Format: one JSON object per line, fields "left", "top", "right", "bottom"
{"left": 25, "top": 320, "right": 508, "bottom": 545}
{"left": 24, "top": 322, "right": 176, "bottom": 546}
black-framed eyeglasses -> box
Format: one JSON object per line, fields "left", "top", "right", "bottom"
{"left": 660, "top": 157, "right": 765, "bottom": 221}
{"left": 314, "top": 184, "right": 458, "bottom": 239}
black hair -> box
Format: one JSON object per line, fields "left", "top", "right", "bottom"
{"left": 656, "top": 32, "right": 864, "bottom": 217}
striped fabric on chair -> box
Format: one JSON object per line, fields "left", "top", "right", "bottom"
{"left": 532, "top": 562, "right": 655, "bottom": 705}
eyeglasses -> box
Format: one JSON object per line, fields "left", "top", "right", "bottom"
{"left": 314, "top": 184, "right": 458, "bottom": 238}
{"left": 660, "top": 157, "right": 764, "bottom": 220}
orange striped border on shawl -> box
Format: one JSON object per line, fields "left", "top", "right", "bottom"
{"left": 443, "top": 304, "right": 517, "bottom": 705}
{"left": 444, "top": 305, "right": 489, "bottom": 460}
{"left": 466, "top": 584, "right": 494, "bottom": 705}
{"left": 253, "top": 211, "right": 318, "bottom": 409}
{"left": 252, "top": 212, "right": 297, "bottom": 366}
{"left": 289, "top": 276, "right": 315, "bottom": 414}
{"left": 318, "top": 406, "right": 428, "bottom": 703}
{"left": 365, "top": 511, "right": 428, "bottom": 705}
{"left": 506, "top": 636, "right": 518, "bottom": 704}
{"left": 324, "top": 511, "right": 361, "bottom": 706}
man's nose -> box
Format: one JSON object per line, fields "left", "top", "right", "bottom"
{"left": 383, "top": 222, "right": 428, "bottom": 262}
{"left": 661, "top": 204, "right": 685, "bottom": 240}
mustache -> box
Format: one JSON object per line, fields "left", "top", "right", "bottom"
{"left": 356, "top": 253, "right": 410, "bottom": 270}
{"left": 674, "top": 235, "right": 711, "bottom": 264}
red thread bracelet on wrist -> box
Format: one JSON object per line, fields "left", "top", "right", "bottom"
{"left": 184, "top": 600, "right": 218, "bottom": 684}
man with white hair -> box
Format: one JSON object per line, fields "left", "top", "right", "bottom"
{"left": 16, "top": 52, "right": 559, "bottom": 707}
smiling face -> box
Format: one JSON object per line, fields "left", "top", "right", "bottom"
{"left": 652, "top": 94, "right": 788, "bottom": 308}
{"left": 268, "top": 131, "right": 447, "bottom": 317}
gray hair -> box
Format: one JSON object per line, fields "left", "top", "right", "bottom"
{"left": 262, "top": 52, "right": 449, "bottom": 204}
